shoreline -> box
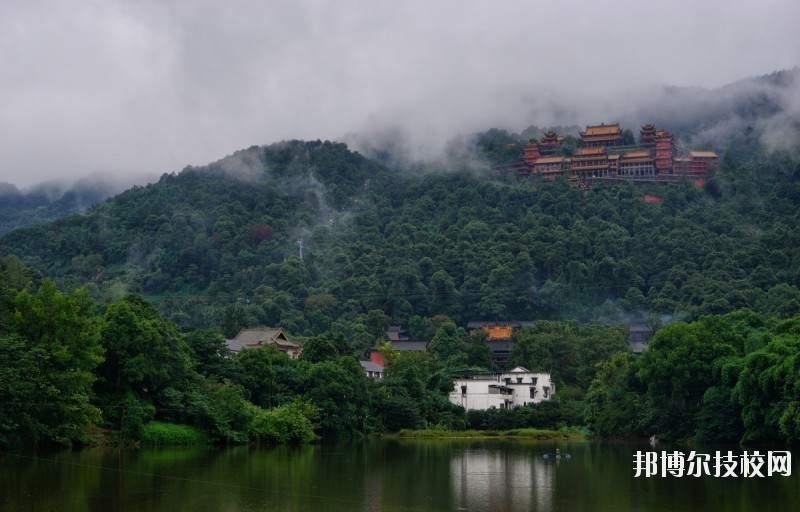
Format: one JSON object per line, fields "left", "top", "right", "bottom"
{"left": 384, "top": 428, "right": 587, "bottom": 440}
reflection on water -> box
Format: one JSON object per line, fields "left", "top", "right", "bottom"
{"left": 0, "top": 440, "right": 797, "bottom": 511}
{"left": 450, "top": 446, "right": 557, "bottom": 512}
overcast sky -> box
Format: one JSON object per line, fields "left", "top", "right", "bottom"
{"left": 1, "top": 0, "right": 798, "bottom": 188}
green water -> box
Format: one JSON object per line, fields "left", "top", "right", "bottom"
{"left": 1, "top": 440, "right": 797, "bottom": 511}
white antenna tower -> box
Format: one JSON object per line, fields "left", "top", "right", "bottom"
{"left": 297, "top": 239, "right": 304, "bottom": 260}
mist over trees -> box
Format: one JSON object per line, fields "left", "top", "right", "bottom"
{"left": 2, "top": 130, "right": 799, "bottom": 336}
{"left": 1, "top": 69, "right": 800, "bottom": 447}
{"left": 0, "top": 176, "right": 146, "bottom": 235}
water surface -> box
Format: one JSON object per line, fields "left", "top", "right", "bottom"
{"left": 1, "top": 440, "right": 797, "bottom": 511}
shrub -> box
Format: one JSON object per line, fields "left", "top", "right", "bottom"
{"left": 250, "top": 400, "right": 317, "bottom": 444}
{"left": 140, "top": 422, "right": 209, "bottom": 446}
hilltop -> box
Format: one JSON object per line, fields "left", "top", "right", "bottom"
{"left": 0, "top": 175, "right": 152, "bottom": 235}
{"left": 1, "top": 129, "right": 799, "bottom": 343}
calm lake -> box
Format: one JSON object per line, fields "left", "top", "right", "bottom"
{"left": 1, "top": 440, "right": 797, "bottom": 511}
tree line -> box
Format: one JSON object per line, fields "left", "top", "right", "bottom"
{"left": 1, "top": 133, "right": 799, "bottom": 343}
{"left": 4, "top": 255, "right": 799, "bottom": 447}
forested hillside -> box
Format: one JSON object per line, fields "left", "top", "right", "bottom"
{"left": 2, "top": 132, "right": 799, "bottom": 343}
{"left": 2, "top": 116, "right": 800, "bottom": 447}
{"left": 0, "top": 178, "right": 131, "bottom": 235}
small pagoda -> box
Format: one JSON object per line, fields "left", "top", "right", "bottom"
{"left": 640, "top": 124, "right": 657, "bottom": 147}
{"left": 539, "top": 130, "right": 563, "bottom": 155}
{"left": 654, "top": 131, "right": 675, "bottom": 173}
{"left": 523, "top": 141, "right": 541, "bottom": 166}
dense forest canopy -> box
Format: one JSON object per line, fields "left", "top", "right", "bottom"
{"left": 0, "top": 177, "right": 134, "bottom": 235}
{"left": 2, "top": 131, "right": 799, "bottom": 341}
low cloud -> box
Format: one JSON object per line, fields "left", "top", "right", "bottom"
{"left": 1, "top": 1, "right": 798, "bottom": 187}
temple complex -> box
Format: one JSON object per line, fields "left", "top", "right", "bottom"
{"left": 520, "top": 121, "right": 719, "bottom": 184}
{"left": 580, "top": 123, "right": 623, "bottom": 148}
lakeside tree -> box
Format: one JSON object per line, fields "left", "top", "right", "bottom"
{"left": 2, "top": 280, "right": 103, "bottom": 447}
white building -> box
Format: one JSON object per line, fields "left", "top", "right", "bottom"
{"left": 449, "top": 366, "right": 554, "bottom": 411}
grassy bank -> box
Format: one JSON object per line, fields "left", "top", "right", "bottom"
{"left": 389, "top": 428, "right": 587, "bottom": 440}
{"left": 139, "top": 421, "right": 210, "bottom": 446}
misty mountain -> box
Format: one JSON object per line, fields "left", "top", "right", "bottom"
{"left": 348, "top": 68, "right": 800, "bottom": 169}
{"left": 0, "top": 176, "right": 140, "bottom": 235}
{"left": 1, "top": 130, "right": 799, "bottom": 339}
{"left": 623, "top": 68, "right": 800, "bottom": 150}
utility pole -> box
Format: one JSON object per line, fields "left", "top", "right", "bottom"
{"left": 297, "top": 239, "right": 304, "bottom": 260}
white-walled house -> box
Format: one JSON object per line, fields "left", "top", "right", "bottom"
{"left": 449, "top": 366, "right": 555, "bottom": 411}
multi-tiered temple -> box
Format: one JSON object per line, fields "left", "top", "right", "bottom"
{"left": 520, "top": 122, "right": 718, "bottom": 182}
{"left": 538, "top": 130, "right": 565, "bottom": 155}
{"left": 579, "top": 123, "right": 624, "bottom": 148}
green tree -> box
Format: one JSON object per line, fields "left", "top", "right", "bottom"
{"left": 585, "top": 352, "right": 643, "bottom": 438}
{"left": 184, "top": 328, "right": 238, "bottom": 380}
{"left": 509, "top": 322, "right": 581, "bottom": 386}
{"left": 250, "top": 399, "right": 318, "bottom": 444}
{"left": 298, "top": 358, "right": 370, "bottom": 437}
{"left": 636, "top": 321, "right": 738, "bottom": 440}
{"left": 9, "top": 281, "right": 103, "bottom": 446}
{"left": 299, "top": 333, "right": 352, "bottom": 363}
{"left": 427, "top": 323, "right": 468, "bottom": 369}
{"left": 235, "top": 345, "right": 298, "bottom": 408}
{"left": 96, "top": 294, "right": 195, "bottom": 438}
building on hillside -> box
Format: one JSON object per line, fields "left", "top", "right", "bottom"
{"left": 449, "top": 366, "right": 555, "bottom": 411}
{"left": 640, "top": 124, "right": 657, "bottom": 146}
{"left": 654, "top": 131, "right": 675, "bottom": 173}
{"left": 686, "top": 151, "right": 719, "bottom": 175}
{"left": 523, "top": 141, "right": 541, "bottom": 166}
{"left": 512, "top": 120, "right": 719, "bottom": 186}
{"left": 570, "top": 146, "right": 611, "bottom": 178}
{"left": 225, "top": 327, "right": 302, "bottom": 358}
{"left": 359, "top": 360, "right": 385, "bottom": 379}
{"left": 580, "top": 123, "right": 623, "bottom": 148}
{"left": 672, "top": 156, "right": 691, "bottom": 174}
{"left": 607, "top": 153, "right": 621, "bottom": 174}
{"left": 467, "top": 320, "right": 535, "bottom": 335}
{"left": 467, "top": 321, "right": 534, "bottom": 366}
{"left": 368, "top": 336, "right": 428, "bottom": 367}
{"left": 532, "top": 156, "right": 568, "bottom": 178}
{"left": 539, "top": 131, "right": 564, "bottom": 155}
{"left": 618, "top": 150, "right": 655, "bottom": 176}
{"left": 672, "top": 151, "right": 719, "bottom": 176}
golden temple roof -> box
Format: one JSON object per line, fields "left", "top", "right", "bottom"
{"left": 575, "top": 146, "right": 606, "bottom": 155}
{"left": 690, "top": 151, "right": 719, "bottom": 158}
{"left": 582, "top": 123, "right": 621, "bottom": 136}
{"left": 534, "top": 156, "right": 565, "bottom": 164}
